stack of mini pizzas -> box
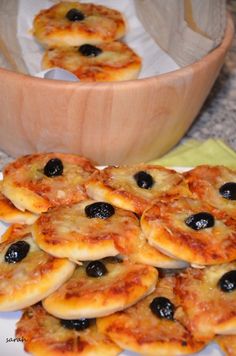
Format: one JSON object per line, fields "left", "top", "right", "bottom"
{"left": 33, "top": 1, "right": 142, "bottom": 81}
{"left": 0, "top": 152, "right": 235, "bottom": 356}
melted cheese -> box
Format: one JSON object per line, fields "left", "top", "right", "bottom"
{"left": 16, "top": 304, "right": 121, "bottom": 356}
{"left": 33, "top": 1, "right": 126, "bottom": 47}
{"left": 185, "top": 165, "right": 236, "bottom": 219}
{"left": 43, "top": 41, "right": 141, "bottom": 82}
{"left": 175, "top": 262, "right": 236, "bottom": 340}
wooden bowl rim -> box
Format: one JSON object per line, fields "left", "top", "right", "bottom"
{"left": 0, "top": 13, "right": 234, "bottom": 90}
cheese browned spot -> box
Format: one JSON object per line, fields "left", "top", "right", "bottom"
{"left": 33, "top": 1, "right": 126, "bottom": 48}
{"left": 174, "top": 262, "right": 236, "bottom": 341}
{"left": 16, "top": 303, "right": 121, "bottom": 356}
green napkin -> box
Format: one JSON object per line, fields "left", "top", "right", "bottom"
{"left": 149, "top": 139, "right": 236, "bottom": 169}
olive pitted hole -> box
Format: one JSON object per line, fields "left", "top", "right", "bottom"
{"left": 86, "top": 261, "right": 108, "bottom": 278}
{"left": 43, "top": 158, "right": 64, "bottom": 177}
{"left": 218, "top": 270, "right": 236, "bottom": 293}
{"left": 219, "top": 182, "right": 236, "bottom": 200}
{"left": 85, "top": 202, "right": 115, "bottom": 219}
{"left": 185, "top": 212, "right": 215, "bottom": 230}
{"left": 60, "top": 318, "right": 91, "bottom": 331}
{"left": 79, "top": 44, "right": 102, "bottom": 57}
{"left": 4, "top": 241, "right": 30, "bottom": 263}
{"left": 133, "top": 171, "right": 154, "bottom": 189}
{"left": 149, "top": 296, "right": 175, "bottom": 320}
{"left": 66, "top": 8, "right": 85, "bottom": 21}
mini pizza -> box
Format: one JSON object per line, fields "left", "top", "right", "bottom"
{"left": 215, "top": 335, "right": 236, "bottom": 356}
{"left": 97, "top": 276, "right": 205, "bottom": 355}
{"left": 174, "top": 262, "right": 236, "bottom": 341}
{"left": 16, "top": 303, "right": 121, "bottom": 356}
{"left": 33, "top": 1, "right": 126, "bottom": 48}
{"left": 85, "top": 165, "right": 190, "bottom": 215}
{"left": 0, "top": 225, "right": 75, "bottom": 311}
{"left": 32, "top": 199, "right": 142, "bottom": 261}
{"left": 2, "top": 153, "right": 97, "bottom": 214}
{"left": 184, "top": 165, "right": 236, "bottom": 219}
{"left": 0, "top": 181, "right": 37, "bottom": 224}
{"left": 43, "top": 259, "right": 158, "bottom": 319}
{"left": 42, "top": 41, "right": 141, "bottom": 82}
{"left": 141, "top": 196, "right": 236, "bottom": 265}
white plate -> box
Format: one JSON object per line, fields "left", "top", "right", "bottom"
{"left": 0, "top": 169, "right": 224, "bottom": 355}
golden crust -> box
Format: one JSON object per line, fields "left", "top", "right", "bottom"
{"left": 86, "top": 165, "right": 190, "bottom": 215}
{"left": 184, "top": 165, "right": 236, "bottom": 219}
{"left": 0, "top": 227, "right": 75, "bottom": 311}
{"left": 97, "top": 276, "right": 205, "bottom": 356}
{"left": 42, "top": 41, "right": 141, "bottom": 82}
{"left": 174, "top": 262, "right": 236, "bottom": 341}
{"left": 215, "top": 335, "right": 236, "bottom": 356}
{"left": 16, "top": 304, "right": 121, "bottom": 356}
{"left": 43, "top": 260, "right": 158, "bottom": 319}
{"left": 33, "top": 1, "right": 126, "bottom": 48}
{"left": 126, "top": 231, "right": 188, "bottom": 269}
{"left": 2, "top": 153, "right": 96, "bottom": 214}
{"left": 141, "top": 197, "right": 236, "bottom": 265}
{"left": 0, "top": 188, "right": 37, "bottom": 224}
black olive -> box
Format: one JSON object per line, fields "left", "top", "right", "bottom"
{"left": 85, "top": 202, "right": 115, "bottom": 219}
{"left": 219, "top": 182, "right": 236, "bottom": 200}
{"left": 149, "top": 296, "right": 175, "bottom": 320}
{"left": 66, "top": 8, "right": 85, "bottom": 21}
{"left": 79, "top": 44, "right": 102, "bottom": 57}
{"left": 4, "top": 241, "right": 30, "bottom": 263}
{"left": 133, "top": 171, "right": 154, "bottom": 189}
{"left": 43, "top": 158, "right": 63, "bottom": 177}
{"left": 218, "top": 270, "right": 236, "bottom": 292}
{"left": 185, "top": 212, "right": 214, "bottom": 230}
{"left": 60, "top": 318, "right": 90, "bottom": 331}
{"left": 86, "top": 261, "right": 108, "bottom": 278}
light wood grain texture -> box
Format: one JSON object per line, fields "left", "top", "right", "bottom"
{"left": 0, "top": 14, "right": 234, "bottom": 165}
{"left": 136, "top": 0, "right": 227, "bottom": 66}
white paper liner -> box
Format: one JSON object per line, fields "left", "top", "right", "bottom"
{"left": 18, "top": 0, "right": 180, "bottom": 80}
{"left": 35, "top": 68, "right": 79, "bottom": 81}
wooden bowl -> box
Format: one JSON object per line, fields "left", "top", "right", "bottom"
{"left": 0, "top": 15, "right": 234, "bottom": 165}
